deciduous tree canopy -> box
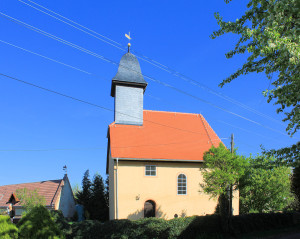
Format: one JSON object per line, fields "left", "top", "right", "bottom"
{"left": 239, "top": 154, "right": 293, "bottom": 213}
{"left": 211, "top": 0, "right": 299, "bottom": 136}
{"left": 201, "top": 143, "right": 248, "bottom": 197}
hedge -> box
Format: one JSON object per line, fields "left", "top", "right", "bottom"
{"left": 52, "top": 211, "right": 300, "bottom": 239}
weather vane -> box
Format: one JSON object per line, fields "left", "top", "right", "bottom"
{"left": 125, "top": 32, "right": 131, "bottom": 52}
{"left": 63, "top": 165, "right": 67, "bottom": 174}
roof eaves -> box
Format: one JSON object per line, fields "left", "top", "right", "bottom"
{"left": 111, "top": 157, "right": 203, "bottom": 163}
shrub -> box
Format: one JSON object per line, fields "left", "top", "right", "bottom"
{"left": 50, "top": 210, "right": 72, "bottom": 236}
{"left": 17, "top": 206, "right": 63, "bottom": 239}
{"left": 69, "top": 220, "right": 102, "bottom": 239}
{"left": 0, "top": 215, "right": 18, "bottom": 239}
{"left": 231, "top": 212, "right": 300, "bottom": 236}
{"left": 177, "top": 215, "right": 223, "bottom": 239}
{"left": 65, "top": 212, "right": 300, "bottom": 239}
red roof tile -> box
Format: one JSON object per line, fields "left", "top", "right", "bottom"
{"left": 0, "top": 180, "right": 63, "bottom": 208}
{"left": 109, "top": 110, "right": 222, "bottom": 161}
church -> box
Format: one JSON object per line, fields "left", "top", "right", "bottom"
{"left": 106, "top": 46, "right": 239, "bottom": 220}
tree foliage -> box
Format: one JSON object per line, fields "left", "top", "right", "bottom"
{"left": 74, "top": 170, "right": 109, "bottom": 221}
{"left": 0, "top": 215, "right": 18, "bottom": 239}
{"left": 211, "top": 0, "right": 299, "bottom": 136}
{"left": 291, "top": 165, "right": 300, "bottom": 211}
{"left": 90, "top": 173, "right": 109, "bottom": 221}
{"left": 240, "top": 154, "right": 293, "bottom": 213}
{"left": 15, "top": 188, "right": 46, "bottom": 213}
{"left": 201, "top": 143, "right": 248, "bottom": 197}
{"left": 17, "top": 206, "right": 63, "bottom": 239}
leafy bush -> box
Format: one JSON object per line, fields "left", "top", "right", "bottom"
{"left": 0, "top": 215, "right": 18, "bottom": 239}
{"left": 65, "top": 212, "right": 300, "bottom": 239}
{"left": 177, "top": 215, "right": 223, "bottom": 239}
{"left": 17, "top": 206, "right": 63, "bottom": 239}
{"left": 51, "top": 210, "right": 72, "bottom": 236}
{"left": 68, "top": 220, "right": 102, "bottom": 239}
{"left": 231, "top": 212, "right": 300, "bottom": 236}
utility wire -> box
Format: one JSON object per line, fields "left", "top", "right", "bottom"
{"left": 17, "top": 0, "right": 286, "bottom": 127}
{"left": 0, "top": 12, "right": 290, "bottom": 137}
{"left": 0, "top": 72, "right": 222, "bottom": 136}
{"left": 1, "top": 39, "right": 284, "bottom": 144}
{"left": 0, "top": 40, "right": 92, "bottom": 74}
{"left": 0, "top": 138, "right": 229, "bottom": 152}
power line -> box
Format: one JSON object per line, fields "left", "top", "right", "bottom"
{"left": 0, "top": 13, "right": 290, "bottom": 138}
{"left": 17, "top": 0, "right": 286, "bottom": 127}
{"left": 1, "top": 39, "right": 284, "bottom": 144}
{"left": 0, "top": 40, "right": 92, "bottom": 74}
{"left": 0, "top": 72, "right": 223, "bottom": 136}
{"left": 218, "top": 120, "right": 283, "bottom": 144}
{"left": 0, "top": 138, "right": 229, "bottom": 152}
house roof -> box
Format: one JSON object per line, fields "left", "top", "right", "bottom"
{"left": 111, "top": 52, "right": 147, "bottom": 97}
{"left": 108, "top": 110, "right": 222, "bottom": 161}
{"left": 0, "top": 179, "right": 64, "bottom": 208}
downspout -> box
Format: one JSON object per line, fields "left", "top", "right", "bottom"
{"left": 116, "top": 158, "right": 119, "bottom": 219}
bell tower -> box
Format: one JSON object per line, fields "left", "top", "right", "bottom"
{"left": 110, "top": 44, "right": 147, "bottom": 125}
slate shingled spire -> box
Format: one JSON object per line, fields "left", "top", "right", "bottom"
{"left": 111, "top": 52, "right": 147, "bottom": 125}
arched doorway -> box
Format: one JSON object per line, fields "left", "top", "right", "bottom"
{"left": 144, "top": 200, "right": 156, "bottom": 218}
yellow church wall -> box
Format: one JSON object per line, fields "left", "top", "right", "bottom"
{"left": 109, "top": 159, "right": 239, "bottom": 220}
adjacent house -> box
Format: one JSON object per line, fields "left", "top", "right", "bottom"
{"left": 0, "top": 174, "right": 76, "bottom": 220}
{"left": 106, "top": 47, "right": 239, "bottom": 220}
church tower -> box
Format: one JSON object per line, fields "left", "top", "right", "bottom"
{"left": 111, "top": 47, "right": 147, "bottom": 125}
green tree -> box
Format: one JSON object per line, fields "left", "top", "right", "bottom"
{"left": 75, "top": 170, "right": 109, "bottom": 221}
{"left": 17, "top": 206, "right": 63, "bottom": 239}
{"left": 211, "top": 0, "right": 299, "bottom": 135}
{"left": 15, "top": 188, "right": 46, "bottom": 213}
{"left": 240, "top": 154, "right": 293, "bottom": 213}
{"left": 72, "top": 183, "right": 81, "bottom": 202}
{"left": 211, "top": 0, "right": 299, "bottom": 164}
{"left": 75, "top": 170, "right": 92, "bottom": 218}
{"left": 0, "top": 215, "right": 18, "bottom": 239}
{"left": 104, "top": 176, "right": 109, "bottom": 210}
{"left": 90, "top": 173, "right": 109, "bottom": 221}
{"left": 201, "top": 143, "right": 247, "bottom": 232}
{"left": 201, "top": 143, "right": 248, "bottom": 198}
{"left": 291, "top": 165, "right": 300, "bottom": 211}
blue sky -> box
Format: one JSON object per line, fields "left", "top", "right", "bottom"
{"left": 1, "top": 0, "right": 298, "bottom": 187}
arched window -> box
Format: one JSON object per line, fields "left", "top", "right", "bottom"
{"left": 177, "top": 174, "right": 187, "bottom": 195}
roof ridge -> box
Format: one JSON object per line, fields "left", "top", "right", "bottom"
{"left": 144, "top": 109, "right": 201, "bottom": 116}
{"left": 0, "top": 179, "right": 63, "bottom": 187}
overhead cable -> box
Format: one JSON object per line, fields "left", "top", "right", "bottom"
{"left": 17, "top": 0, "right": 286, "bottom": 127}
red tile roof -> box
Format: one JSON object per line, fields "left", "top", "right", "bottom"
{"left": 0, "top": 179, "right": 63, "bottom": 208}
{"left": 108, "top": 110, "right": 222, "bottom": 161}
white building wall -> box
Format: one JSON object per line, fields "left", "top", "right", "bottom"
{"left": 58, "top": 176, "right": 76, "bottom": 218}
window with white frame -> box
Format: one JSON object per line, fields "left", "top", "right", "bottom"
{"left": 145, "top": 165, "right": 156, "bottom": 176}
{"left": 177, "top": 174, "right": 187, "bottom": 195}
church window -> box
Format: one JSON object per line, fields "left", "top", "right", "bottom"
{"left": 145, "top": 165, "right": 156, "bottom": 176}
{"left": 177, "top": 174, "right": 187, "bottom": 195}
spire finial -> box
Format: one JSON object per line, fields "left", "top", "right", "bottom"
{"left": 125, "top": 32, "right": 132, "bottom": 53}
